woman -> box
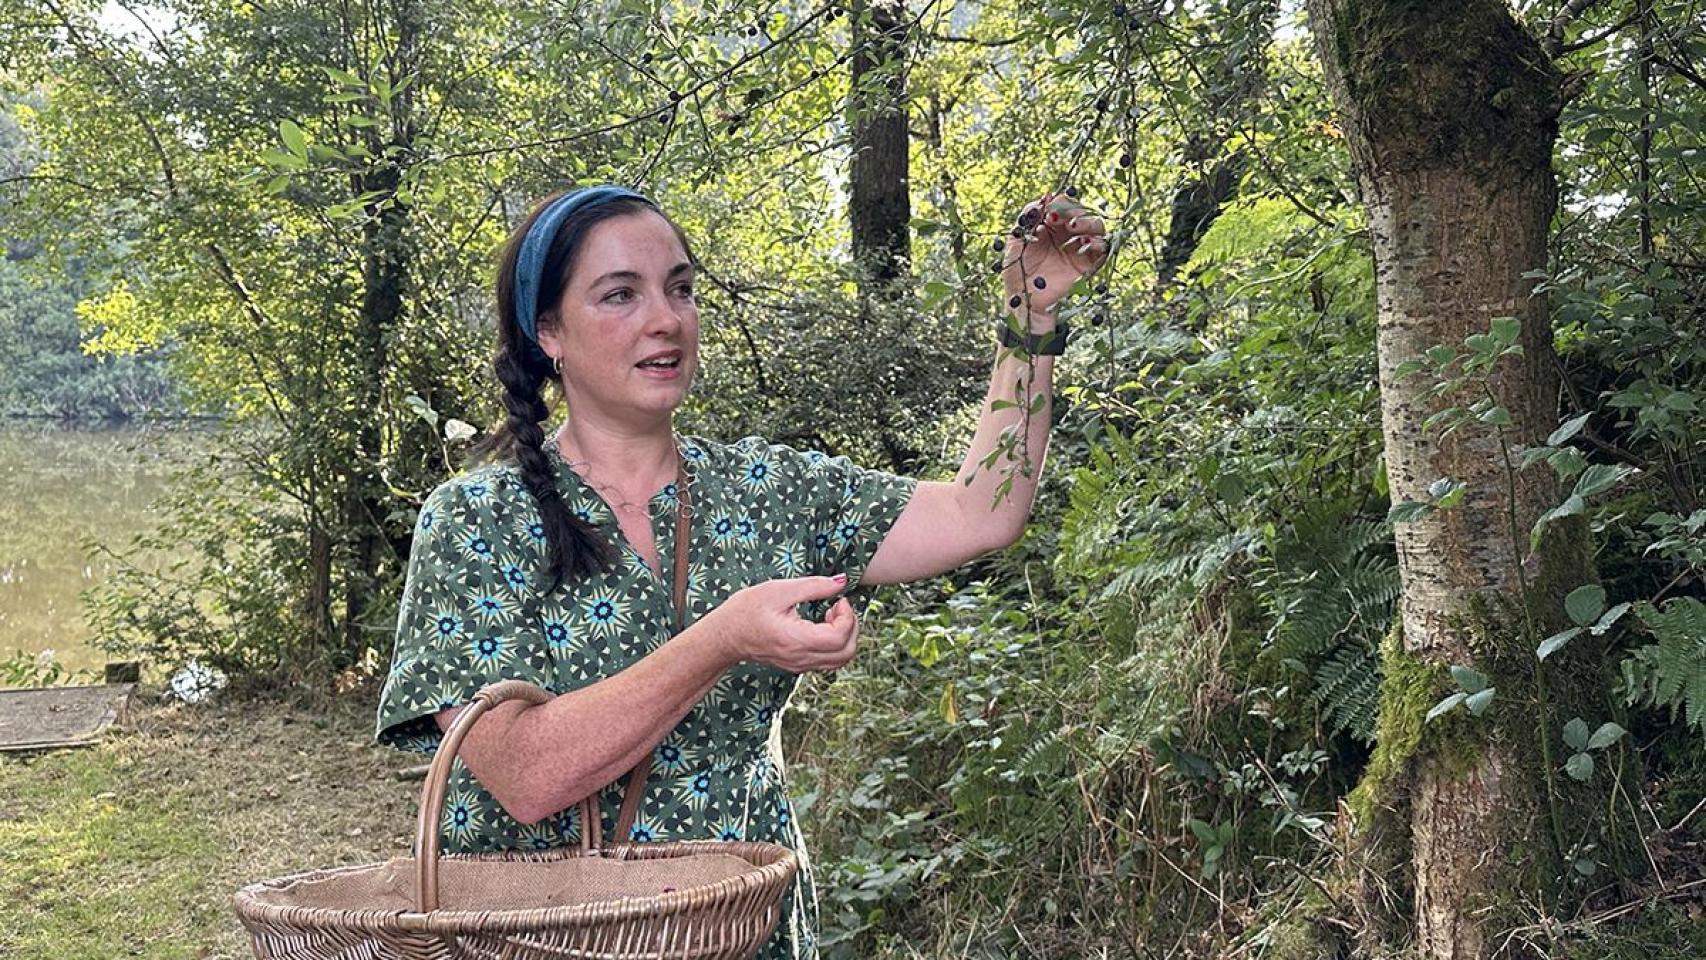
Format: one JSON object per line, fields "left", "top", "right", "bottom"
{"left": 376, "top": 184, "right": 1107, "bottom": 957}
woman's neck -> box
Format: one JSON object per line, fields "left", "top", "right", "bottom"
{"left": 553, "top": 415, "right": 679, "bottom": 490}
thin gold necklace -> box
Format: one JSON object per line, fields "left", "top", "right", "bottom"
{"left": 553, "top": 431, "right": 682, "bottom": 515}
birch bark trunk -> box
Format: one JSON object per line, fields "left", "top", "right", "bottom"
{"left": 1302, "top": 2, "right": 1616, "bottom": 955}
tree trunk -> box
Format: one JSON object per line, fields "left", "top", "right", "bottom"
{"left": 341, "top": 0, "right": 421, "bottom": 658}
{"left": 304, "top": 484, "right": 335, "bottom": 661}
{"left": 848, "top": 0, "right": 920, "bottom": 472}
{"left": 849, "top": 0, "right": 911, "bottom": 285}
{"left": 1304, "top": 2, "right": 1617, "bottom": 956}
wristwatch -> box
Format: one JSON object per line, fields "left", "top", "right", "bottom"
{"left": 998, "top": 321, "right": 1070, "bottom": 355}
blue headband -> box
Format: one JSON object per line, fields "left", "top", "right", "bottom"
{"left": 513, "top": 185, "right": 654, "bottom": 344}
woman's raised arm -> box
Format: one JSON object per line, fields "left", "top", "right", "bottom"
{"left": 864, "top": 193, "right": 1108, "bottom": 586}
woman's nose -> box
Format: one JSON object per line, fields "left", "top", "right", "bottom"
{"left": 645, "top": 290, "right": 688, "bottom": 334}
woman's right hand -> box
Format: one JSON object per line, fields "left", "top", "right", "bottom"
{"left": 703, "top": 574, "right": 860, "bottom": 673}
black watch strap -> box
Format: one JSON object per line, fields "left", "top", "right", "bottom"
{"left": 998, "top": 321, "right": 1070, "bottom": 355}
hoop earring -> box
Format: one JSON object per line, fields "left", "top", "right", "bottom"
{"left": 552, "top": 356, "right": 562, "bottom": 375}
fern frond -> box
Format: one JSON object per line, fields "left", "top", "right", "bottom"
{"left": 1626, "top": 598, "right": 1706, "bottom": 736}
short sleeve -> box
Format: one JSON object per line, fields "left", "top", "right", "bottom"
{"left": 753, "top": 439, "right": 919, "bottom": 592}
{"left": 374, "top": 475, "right": 552, "bottom": 753}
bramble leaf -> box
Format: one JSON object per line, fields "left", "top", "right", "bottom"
{"left": 1565, "top": 584, "right": 1607, "bottom": 627}
{"left": 1427, "top": 692, "right": 1467, "bottom": 722}
{"left": 1537, "top": 627, "right": 1580, "bottom": 661}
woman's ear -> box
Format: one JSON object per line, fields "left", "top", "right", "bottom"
{"left": 533, "top": 313, "right": 563, "bottom": 362}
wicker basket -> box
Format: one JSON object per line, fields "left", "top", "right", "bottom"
{"left": 232, "top": 679, "right": 799, "bottom": 959}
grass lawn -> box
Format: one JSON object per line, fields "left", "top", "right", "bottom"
{"left": 0, "top": 688, "right": 416, "bottom": 959}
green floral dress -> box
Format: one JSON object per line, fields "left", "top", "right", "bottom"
{"left": 375, "top": 432, "right": 917, "bottom": 959}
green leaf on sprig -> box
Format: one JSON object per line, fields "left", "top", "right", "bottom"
{"left": 320, "top": 65, "right": 363, "bottom": 87}
{"left": 1586, "top": 722, "right": 1626, "bottom": 751}
{"left": 1465, "top": 687, "right": 1496, "bottom": 716}
{"left": 1435, "top": 481, "right": 1467, "bottom": 509}
{"left": 1565, "top": 752, "right": 1594, "bottom": 781}
{"left": 1477, "top": 405, "right": 1512, "bottom": 426}
{"left": 1517, "top": 445, "right": 1555, "bottom": 470}
{"left": 402, "top": 394, "right": 437, "bottom": 427}
{"left": 279, "top": 119, "right": 307, "bottom": 155}
{"left": 260, "top": 147, "right": 306, "bottom": 171}
{"left": 1548, "top": 413, "right": 1591, "bottom": 446}
{"left": 1450, "top": 664, "right": 1488, "bottom": 694}
{"left": 1188, "top": 819, "right": 1217, "bottom": 845}
{"left": 1591, "top": 602, "right": 1631, "bottom": 636}
{"left": 1573, "top": 463, "right": 1637, "bottom": 499}
{"left": 1563, "top": 717, "right": 1591, "bottom": 751}
{"left": 1426, "top": 692, "right": 1467, "bottom": 722}
{"left": 1537, "top": 627, "right": 1580, "bottom": 661}
{"left": 1531, "top": 495, "right": 1586, "bottom": 550}
{"left": 1548, "top": 448, "right": 1587, "bottom": 478}
{"left": 1565, "top": 584, "right": 1607, "bottom": 627}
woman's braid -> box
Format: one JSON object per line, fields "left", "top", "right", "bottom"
{"left": 490, "top": 343, "right": 614, "bottom": 589}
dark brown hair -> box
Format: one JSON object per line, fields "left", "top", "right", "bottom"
{"left": 470, "top": 190, "right": 699, "bottom": 591}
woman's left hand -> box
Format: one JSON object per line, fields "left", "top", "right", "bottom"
{"left": 1000, "top": 192, "right": 1110, "bottom": 325}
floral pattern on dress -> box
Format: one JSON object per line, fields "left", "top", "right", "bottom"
{"left": 375, "top": 433, "right": 918, "bottom": 960}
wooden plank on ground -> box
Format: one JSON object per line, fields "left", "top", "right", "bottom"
{"left": 0, "top": 683, "right": 135, "bottom": 752}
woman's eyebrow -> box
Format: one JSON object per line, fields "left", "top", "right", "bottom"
{"left": 586, "top": 263, "right": 694, "bottom": 288}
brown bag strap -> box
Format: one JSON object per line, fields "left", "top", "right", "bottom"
{"left": 607, "top": 456, "right": 692, "bottom": 846}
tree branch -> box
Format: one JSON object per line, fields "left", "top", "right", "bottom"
{"left": 1654, "top": 54, "right": 1706, "bottom": 93}
{"left": 1559, "top": 10, "right": 1639, "bottom": 54}
{"left": 926, "top": 30, "right": 1021, "bottom": 47}
{"left": 1544, "top": 0, "right": 1608, "bottom": 57}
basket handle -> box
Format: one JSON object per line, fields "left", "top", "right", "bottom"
{"left": 413, "top": 679, "right": 551, "bottom": 911}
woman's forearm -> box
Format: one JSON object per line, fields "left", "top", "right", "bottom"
{"left": 953, "top": 308, "right": 1056, "bottom": 542}
{"left": 438, "top": 615, "right": 735, "bottom": 825}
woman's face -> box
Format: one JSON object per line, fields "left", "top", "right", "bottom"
{"left": 537, "top": 210, "right": 700, "bottom": 430}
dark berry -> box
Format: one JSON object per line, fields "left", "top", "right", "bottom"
{"left": 1092, "top": 312, "right": 1106, "bottom": 327}
{"left": 1063, "top": 185, "right": 1078, "bottom": 198}
{"left": 1008, "top": 295, "right": 1022, "bottom": 309}
{"left": 1017, "top": 207, "right": 1042, "bottom": 229}
{"left": 992, "top": 259, "right": 1004, "bottom": 273}
{"left": 1113, "top": 2, "right": 1127, "bottom": 16}
{"left": 747, "top": 25, "right": 759, "bottom": 37}
{"left": 1095, "top": 97, "right": 1110, "bottom": 112}
{"left": 669, "top": 90, "right": 683, "bottom": 103}
{"left": 1118, "top": 152, "right": 1133, "bottom": 168}
{"left": 1033, "top": 276, "right": 1047, "bottom": 289}
{"left": 992, "top": 237, "right": 1005, "bottom": 252}
{"left": 1095, "top": 282, "right": 1109, "bottom": 295}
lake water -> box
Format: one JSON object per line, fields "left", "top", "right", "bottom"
{"left": 0, "top": 423, "right": 208, "bottom": 679}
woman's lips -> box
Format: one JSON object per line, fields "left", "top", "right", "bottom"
{"left": 635, "top": 359, "right": 684, "bottom": 379}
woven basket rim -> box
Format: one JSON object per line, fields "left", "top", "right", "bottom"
{"left": 231, "top": 840, "right": 798, "bottom": 935}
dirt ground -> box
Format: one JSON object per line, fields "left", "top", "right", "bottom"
{"left": 0, "top": 686, "right": 418, "bottom": 960}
